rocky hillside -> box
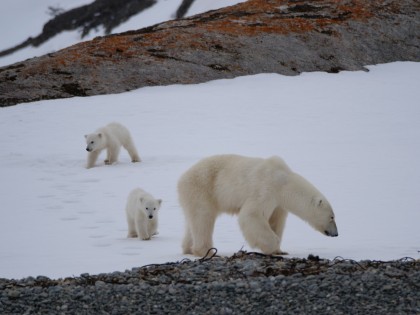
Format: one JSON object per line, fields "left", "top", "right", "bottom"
{"left": 0, "top": 0, "right": 419, "bottom": 107}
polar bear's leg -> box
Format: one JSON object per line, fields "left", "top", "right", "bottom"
{"left": 87, "top": 150, "right": 101, "bottom": 168}
{"left": 126, "top": 216, "right": 137, "bottom": 238}
{"left": 105, "top": 145, "right": 120, "bottom": 165}
{"left": 269, "top": 208, "right": 288, "bottom": 255}
{"left": 189, "top": 208, "right": 217, "bottom": 257}
{"left": 123, "top": 138, "right": 141, "bottom": 163}
{"left": 135, "top": 217, "right": 150, "bottom": 240}
{"left": 104, "top": 148, "right": 111, "bottom": 164}
{"left": 149, "top": 220, "right": 158, "bottom": 236}
{"left": 182, "top": 224, "right": 193, "bottom": 254}
{"left": 238, "top": 202, "right": 281, "bottom": 255}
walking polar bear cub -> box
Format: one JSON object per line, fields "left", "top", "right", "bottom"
{"left": 178, "top": 154, "right": 338, "bottom": 257}
{"left": 125, "top": 188, "right": 162, "bottom": 240}
{"left": 84, "top": 122, "right": 141, "bottom": 169}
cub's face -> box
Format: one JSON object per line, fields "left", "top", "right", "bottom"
{"left": 140, "top": 198, "right": 162, "bottom": 220}
{"left": 85, "top": 133, "right": 103, "bottom": 152}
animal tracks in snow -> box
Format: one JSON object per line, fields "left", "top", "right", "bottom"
{"left": 60, "top": 216, "right": 79, "bottom": 221}
{"left": 80, "top": 225, "right": 100, "bottom": 230}
{"left": 89, "top": 234, "right": 108, "bottom": 239}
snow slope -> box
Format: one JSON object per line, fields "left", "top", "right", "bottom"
{"left": 0, "top": 62, "right": 419, "bottom": 279}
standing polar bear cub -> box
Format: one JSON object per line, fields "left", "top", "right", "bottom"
{"left": 84, "top": 122, "right": 141, "bottom": 169}
{"left": 125, "top": 188, "right": 162, "bottom": 240}
{"left": 178, "top": 154, "right": 338, "bottom": 257}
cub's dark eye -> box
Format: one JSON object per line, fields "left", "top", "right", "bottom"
{"left": 153, "top": 208, "right": 156, "bottom": 211}
{"left": 146, "top": 208, "right": 149, "bottom": 210}
{"left": 90, "top": 141, "right": 94, "bottom": 144}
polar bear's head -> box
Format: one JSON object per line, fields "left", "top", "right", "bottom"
{"left": 140, "top": 197, "right": 162, "bottom": 220}
{"left": 308, "top": 196, "right": 338, "bottom": 237}
{"left": 85, "top": 133, "right": 104, "bottom": 152}
{"left": 283, "top": 173, "right": 338, "bottom": 238}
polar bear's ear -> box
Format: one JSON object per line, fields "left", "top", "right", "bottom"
{"left": 157, "top": 199, "right": 162, "bottom": 207}
{"left": 84, "top": 134, "right": 88, "bottom": 139}
{"left": 312, "top": 197, "right": 323, "bottom": 207}
{"left": 139, "top": 197, "right": 144, "bottom": 203}
{"left": 97, "top": 133, "right": 102, "bottom": 138}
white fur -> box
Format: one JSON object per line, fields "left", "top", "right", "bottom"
{"left": 178, "top": 154, "right": 338, "bottom": 257}
{"left": 125, "top": 188, "right": 162, "bottom": 240}
{"left": 84, "top": 122, "right": 141, "bottom": 169}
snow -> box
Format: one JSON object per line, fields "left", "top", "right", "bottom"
{"left": 1, "top": 62, "right": 419, "bottom": 279}
{"left": 0, "top": 0, "right": 419, "bottom": 280}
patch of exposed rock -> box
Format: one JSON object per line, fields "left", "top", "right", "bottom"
{"left": 0, "top": 0, "right": 419, "bottom": 107}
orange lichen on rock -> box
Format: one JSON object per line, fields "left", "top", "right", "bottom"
{"left": 186, "top": 0, "right": 376, "bottom": 36}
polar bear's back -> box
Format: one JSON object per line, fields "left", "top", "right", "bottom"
{"left": 126, "top": 188, "right": 145, "bottom": 213}
{"left": 178, "top": 154, "right": 291, "bottom": 215}
{"left": 98, "top": 122, "right": 131, "bottom": 143}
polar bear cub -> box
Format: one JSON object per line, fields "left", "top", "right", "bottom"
{"left": 85, "top": 122, "right": 141, "bottom": 169}
{"left": 125, "top": 188, "right": 162, "bottom": 240}
{"left": 178, "top": 154, "right": 338, "bottom": 257}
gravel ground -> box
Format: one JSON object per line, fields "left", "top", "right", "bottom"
{"left": 1, "top": 251, "right": 419, "bottom": 315}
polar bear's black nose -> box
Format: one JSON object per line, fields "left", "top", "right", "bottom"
{"left": 325, "top": 230, "right": 338, "bottom": 237}
{"left": 149, "top": 215, "right": 153, "bottom": 219}
{"left": 86, "top": 148, "right": 91, "bottom": 152}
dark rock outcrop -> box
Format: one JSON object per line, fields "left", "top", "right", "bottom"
{"left": 0, "top": 0, "right": 419, "bottom": 107}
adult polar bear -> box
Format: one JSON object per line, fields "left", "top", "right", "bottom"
{"left": 178, "top": 154, "right": 338, "bottom": 257}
